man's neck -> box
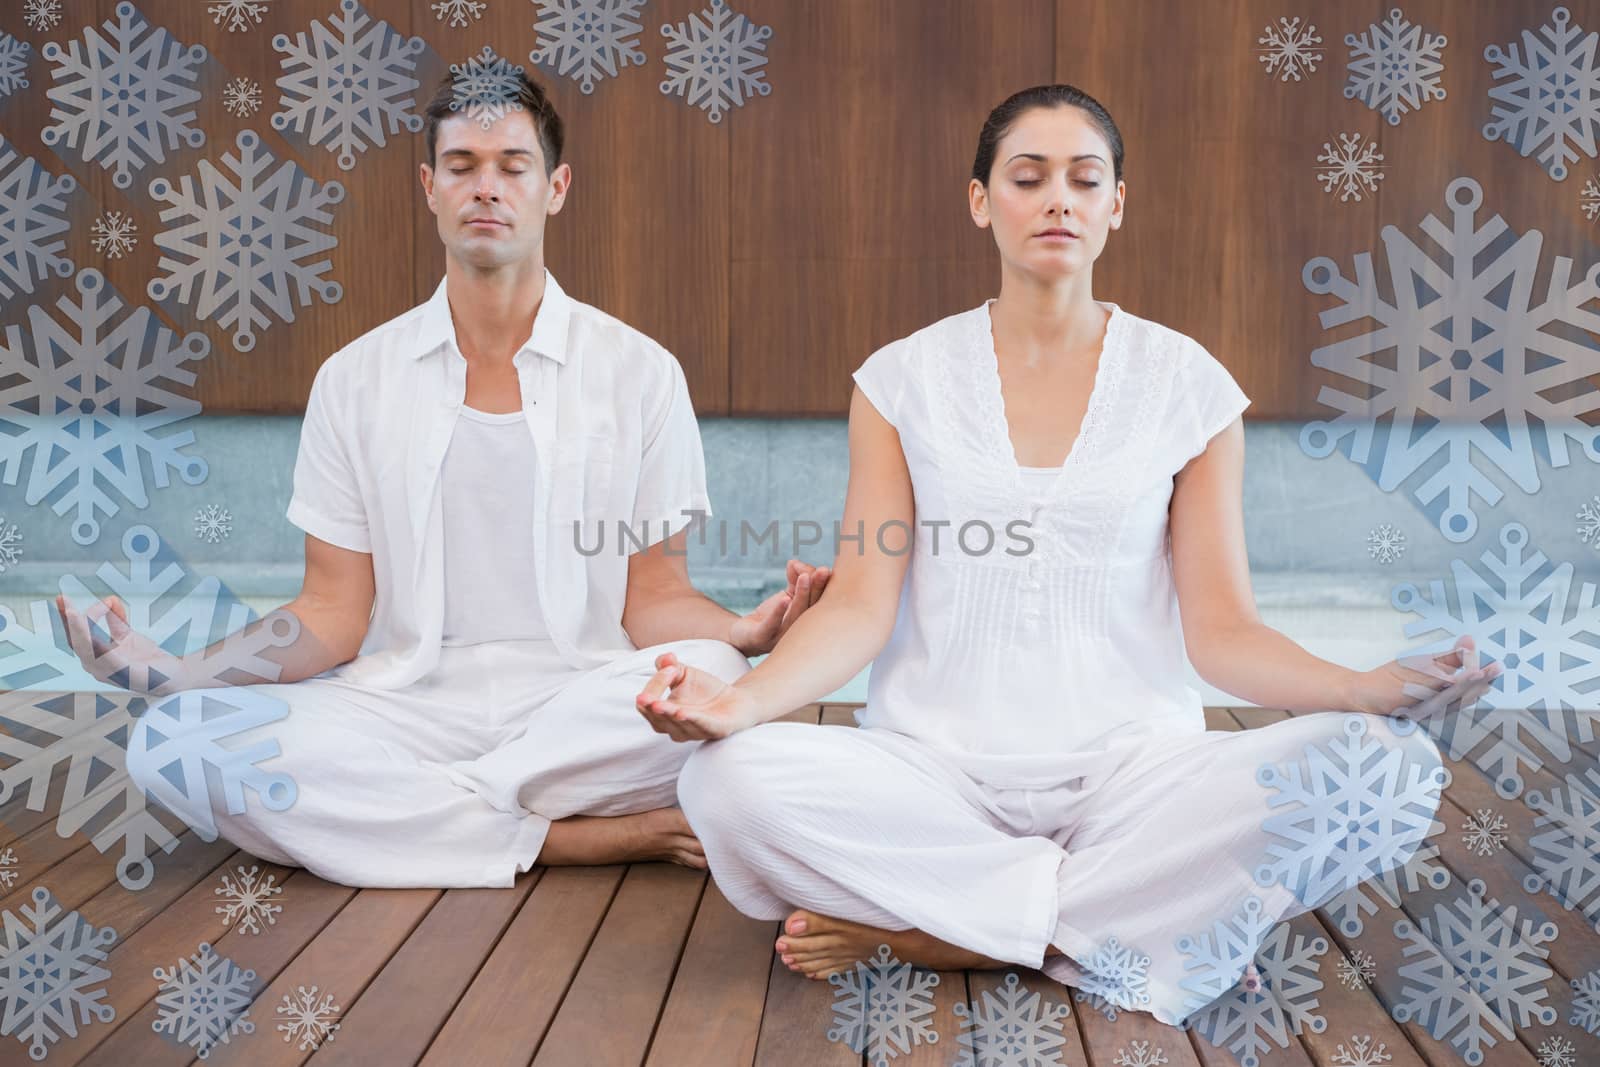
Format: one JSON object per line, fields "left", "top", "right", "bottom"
{"left": 444, "top": 256, "right": 547, "bottom": 367}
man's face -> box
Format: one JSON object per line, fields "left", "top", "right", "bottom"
{"left": 420, "top": 110, "right": 569, "bottom": 271}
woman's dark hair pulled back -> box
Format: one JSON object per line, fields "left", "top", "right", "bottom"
{"left": 972, "top": 85, "right": 1124, "bottom": 186}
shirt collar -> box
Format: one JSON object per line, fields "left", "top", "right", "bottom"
{"left": 412, "top": 267, "right": 571, "bottom": 365}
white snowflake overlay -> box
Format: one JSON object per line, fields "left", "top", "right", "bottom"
{"left": 0, "top": 515, "right": 20, "bottom": 573}
{"left": 1522, "top": 767, "right": 1600, "bottom": 932}
{"left": 1572, "top": 967, "right": 1600, "bottom": 1033}
{"left": 1255, "top": 17, "right": 1322, "bottom": 83}
{"left": 214, "top": 864, "right": 283, "bottom": 934}
{"left": 1331, "top": 1034, "right": 1392, "bottom": 1066}
{"left": 23, "top": 0, "right": 63, "bottom": 35}
{"left": 147, "top": 129, "right": 345, "bottom": 354}
{"left": 1298, "top": 176, "right": 1600, "bottom": 544}
{"left": 1367, "top": 523, "right": 1406, "bottom": 565}
{"left": 1578, "top": 492, "right": 1600, "bottom": 547}
{"left": 40, "top": 2, "right": 208, "bottom": 191}
{"left": 0, "top": 32, "right": 30, "bottom": 98}
{"left": 221, "top": 76, "right": 262, "bottom": 118}
{"left": 1112, "top": 1040, "right": 1168, "bottom": 1067}
{"left": 151, "top": 941, "right": 256, "bottom": 1057}
{"left": 1462, "top": 807, "right": 1509, "bottom": 857}
{"left": 0, "top": 270, "right": 208, "bottom": 545}
{"left": 0, "top": 136, "right": 77, "bottom": 304}
{"left": 659, "top": 0, "right": 772, "bottom": 124}
{"left": 827, "top": 944, "right": 941, "bottom": 1066}
{"left": 0, "top": 887, "right": 118, "bottom": 1060}
{"left": 1392, "top": 522, "right": 1600, "bottom": 797}
{"left": 449, "top": 46, "right": 527, "bottom": 130}
{"left": 1254, "top": 713, "right": 1446, "bottom": 913}
{"left": 1337, "top": 948, "right": 1376, "bottom": 990}
{"left": 532, "top": 0, "right": 648, "bottom": 95}
{"left": 1071, "top": 935, "right": 1152, "bottom": 1021}
{"left": 271, "top": 0, "right": 427, "bottom": 171}
{"left": 91, "top": 210, "right": 138, "bottom": 259}
{"left": 0, "top": 847, "right": 16, "bottom": 890}
{"left": 953, "top": 972, "right": 1069, "bottom": 1067}
{"left": 277, "top": 985, "right": 341, "bottom": 1050}
{"left": 210, "top": 0, "right": 270, "bottom": 33}
{"left": 1176, "top": 897, "right": 1329, "bottom": 1067}
{"left": 433, "top": 0, "right": 487, "bottom": 29}
{"left": 1316, "top": 132, "right": 1384, "bottom": 203}
{"left": 194, "top": 503, "right": 233, "bottom": 543}
{"left": 1583, "top": 178, "right": 1600, "bottom": 221}
{"left": 1391, "top": 877, "right": 1559, "bottom": 1066}
{"left": 1343, "top": 7, "right": 1447, "bottom": 126}
{"left": 1484, "top": 6, "right": 1600, "bottom": 182}
{"left": 1539, "top": 1034, "right": 1579, "bottom": 1067}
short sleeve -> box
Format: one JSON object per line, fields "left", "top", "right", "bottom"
{"left": 286, "top": 357, "right": 373, "bottom": 553}
{"left": 851, "top": 341, "right": 904, "bottom": 429}
{"left": 628, "top": 353, "right": 712, "bottom": 550}
{"left": 1180, "top": 341, "right": 1251, "bottom": 460}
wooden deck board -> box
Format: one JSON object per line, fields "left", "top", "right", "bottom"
{"left": 4, "top": 701, "right": 1594, "bottom": 1065}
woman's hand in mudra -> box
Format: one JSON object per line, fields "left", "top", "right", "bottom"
{"left": 636, "top": 652, "right": 765, "bottom": 742}
{"left": 1348, "top": 634, "right": 1503, "bottom": 719}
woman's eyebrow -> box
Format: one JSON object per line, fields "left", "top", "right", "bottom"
{"left": 1003, "top": 152, "right": 1106, "bottom": 165}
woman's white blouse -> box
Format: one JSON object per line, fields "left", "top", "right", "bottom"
{"left": 850, "top": 298, "right": 1252, "bottom": 760}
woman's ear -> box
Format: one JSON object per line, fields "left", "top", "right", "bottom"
{"left": 968, "top": 178, "right": 991, "bottom": 229}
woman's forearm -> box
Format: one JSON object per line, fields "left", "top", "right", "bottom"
{"left": 732, "top": 596, "right": 892, "bottom": 722}
{"left": 1192, "top": 621, "right": 1366, "bottom": 714}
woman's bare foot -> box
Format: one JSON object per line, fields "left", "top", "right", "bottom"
{"left": 774, "top": 909, "right": 1007, "bottom": 980}
{"left": 538, "top": 807, "right": 706, "bottom": 869}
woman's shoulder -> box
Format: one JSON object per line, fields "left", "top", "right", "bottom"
{"left": 861, "top": 301, "right": 988, "bottom": 370}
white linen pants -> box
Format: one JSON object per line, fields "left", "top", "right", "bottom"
{"left": 676, "top": 710, "right": 1444, "bottom": 1027}
{"left": 122, "top": 637, "right": 750, "bottom": 888}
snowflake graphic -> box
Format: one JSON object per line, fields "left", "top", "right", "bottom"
{"left": 194, "top": 503, "right": 233, "bottom": 543}
{"left": 271, "top": 0, "right": 427, "bottom": 171}
{"left": 1176, "top": 897, "right": 1329, "bottom": 1067}
{"left": 1579, "top": 494, "right": 1600, "bottom": 547}
{"left": 1538, "top": 1034, "right": 1578, "bottom": 1067}
{"left": 659, "top": 0, "right": 772, "bottom": 124}
{"left": 277, "top": 984, "right": 340, "bottom": 1050}
{"left": 1523, "top": 767, "right": 1600, "bottom": 932}
{"left": 151, "top": 941, "right": 256, "bottom": 1058}
{"left": 1343, "top": 7, "right": 1447, "bottom": 126}
{"left": 1337, "top": 949, "right": 1376, "bottom": 990}
{"left": 1391, "top": 522, "right": 1600, "bottom": 797}
{"left": 1583, "top": 177, "right": 1600, "bottom": 220}
{"left": 1298, "top": 175, "right": 1600, "bottom": 544}
{"left": 0, "top": 516, "right": 20, "bottom": 573}
{"left": 0, "top": 886, "right": 118, "bottom": 1061}
{"left": 1573, "top": 968, "right": 1600, "bottom": 1032}
{"left": 1367, "top": 523, "right": 1406, "bottom": 565}
{"left": 1392, "top": 877, "right": 1559, "bottom": 1065}
{"left": 1484, "top": 6, "right": 1600, "bottom": 183}
{"left": 1331, "top": 1034, "right": 1392, "bottom": 1066}
{"left": 210, "top": 0, "right": 270, "bottom": 33}
{"left": 0, "top": 32, "right": 30, "bottom": 98}
{"left": 40, "top": 3, "right": 208, "bottom": 191}
{"left": 0, "top": 137, "right": 77, "bottom": 305}
{"left": 0, "top": 270, "right": 209, "bottom": 545}
{"left": 0, "top": 848, "right": 16, "bottom": 890}
{"left": 1070, "top": 935, "right": 1152, "bottom": 1021}
{"left": 23, "top": 0, "right": 62, "bottom": 34}
{"left": 1316, "top": 132, "right": 1384, "bottom": 203}
{"left": 952, "top": 971, "right": 1069, "bottom": 1067}
{"left": 1255, "top": 17, "right": 1322, "bottom": 83}
{"left": 147, "top": 128, "right": 345, "bottom": 354}
{"left": 1322, "top": 841, "right": 1452, "bottom": 939}
{"left": 432, "top": 0, "right": 487, "bottom": 29}
{"left": 449, "top": 45, "right": 527, "bottom": 130}
{"left": 827, "top": 944, "right": 941, "bottom": 1066}
{"left": 1462, "top": 807, "right": 1509, "bottom": 857}
{"left": 1112, "top": 1040, "right": 1168, "bottom": 1067}
{"left": 90, "top": 210, "right": 138, "bottom": 259}
{"left": 214, "top": 864, "right": 283, "bottom": 934}
{"left": 221, "top": 76, "right": 262, "bottom": 118}
{"left": 531, "top": 0, "right": 648, "bottom": 95}
{"left": 1253, "top": 713, "right": 1446, "bottom": 912}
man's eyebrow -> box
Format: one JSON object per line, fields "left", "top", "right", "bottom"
{"left": 438, "top": 147, "right": 536, "bottom": 158}
{"left": 1003, "top": 152, "right": 1106, "bottom": 165}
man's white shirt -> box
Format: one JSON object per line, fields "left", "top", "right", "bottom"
{"left": 286, "top": 268, "right": 713, "bottom": 688}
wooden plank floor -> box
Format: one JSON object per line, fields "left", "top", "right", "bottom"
{"left": 2, "top": 703, "right": 1597, "bottom": 1066}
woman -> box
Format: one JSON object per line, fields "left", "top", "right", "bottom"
{"left": 634, "top": 85, "right": 1500, "bottom": 1026}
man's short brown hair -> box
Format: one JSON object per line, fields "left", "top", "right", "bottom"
{"left": 422, "top": 63, "right": 565, "bottom": 173}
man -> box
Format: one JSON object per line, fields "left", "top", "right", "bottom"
{"left": 54, "top": 69, "right": 828, "bottom": 888}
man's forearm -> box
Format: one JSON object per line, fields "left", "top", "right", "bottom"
{"left": 622, "top": 589, "right": 740, "bottom": 650}
{"left": 1190, "top": 621, "right": 1366, "bottom": 713}
{"left": 175, "top": 598, "right": 360, "bottom": 689}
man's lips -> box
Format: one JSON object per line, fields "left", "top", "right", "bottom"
{"left": 466, "top": 218, "right": 507, "bottom": 228}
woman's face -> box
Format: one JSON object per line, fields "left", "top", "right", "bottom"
{"left": 970, "top": 106, "right": 1124, "bottom": 281}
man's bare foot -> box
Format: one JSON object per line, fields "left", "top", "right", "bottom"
{"left": 773, "top": 909, "right": 1007, "bottom": 980}
{"left": 537, "top": 807, "right": 706, "bottom": 869}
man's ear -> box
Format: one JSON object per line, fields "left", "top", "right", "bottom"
{"left": 419, "top": 162, "right": 435, "bottom": 210}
